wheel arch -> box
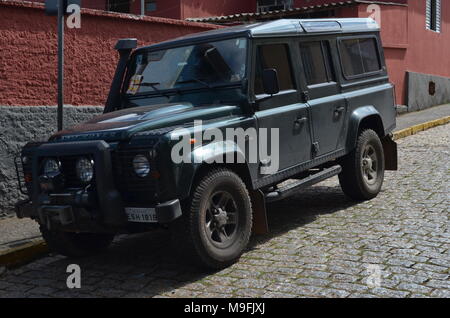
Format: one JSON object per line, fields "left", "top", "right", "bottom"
{"left": 191, "top": 160, "right": 253, "bottom": 194}
{"left": 176, "top": 143, "right": 253, "bottom": 201}
{"left": 179, "top": 152, "right": 268, "bottom": 235}
{"left": 346, "top": 106, "right": 385, "bottom": 152}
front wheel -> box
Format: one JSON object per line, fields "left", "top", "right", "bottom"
{"left": 171, "top": 168, "right": 253, "bottom": 269}
{"left": 339, "top": 129, "right": 385, "bottom": 201}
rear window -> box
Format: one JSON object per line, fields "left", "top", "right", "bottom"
{"left": 339, "top": 38, "right": 381, "bottom": 77}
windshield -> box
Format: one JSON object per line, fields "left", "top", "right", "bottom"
{"left": 125, "top": 38, "right": 248, "bottom": 96}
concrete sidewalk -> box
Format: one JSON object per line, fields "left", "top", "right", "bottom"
{"left": 395, "top": 103, "right": 450, "bottom": 130}
{"left": 0, "top": 103, "right": 449, "bottom": 267}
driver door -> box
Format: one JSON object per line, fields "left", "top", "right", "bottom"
{"left": 253, "top": 41, "right": 312, "bottom": 179}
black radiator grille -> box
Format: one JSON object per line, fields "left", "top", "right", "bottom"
{"left": 59, "top": 156, "right": 86, "bottom": 188}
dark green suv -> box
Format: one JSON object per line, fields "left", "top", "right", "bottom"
{"left": 16, "top": 19, "right": 397, "bottom": 269}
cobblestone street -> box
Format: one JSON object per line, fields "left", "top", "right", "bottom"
{"left": 0, "top": 125, "right": 448, "bottom": 298}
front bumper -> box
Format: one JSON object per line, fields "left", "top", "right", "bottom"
{"left": 16, "top": 197, "right": 182, "bottom": 227}
{"left": 16, "top": 140, "right": 181, "bottom": 230}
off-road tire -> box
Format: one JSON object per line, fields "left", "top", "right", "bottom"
{"left": 40, "top": 227, "right": 115, "bottom": 257}
{"left": 339, "top": 129, "right": 385, "bottom": 201}
{"left": 170, "top": 168, "right": 252, "bottom": 270}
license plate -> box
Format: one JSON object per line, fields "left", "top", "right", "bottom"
{"left": 125, "top": 207, "right": 157, "bottom": 223}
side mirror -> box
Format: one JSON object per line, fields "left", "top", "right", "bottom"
{"left": 262, "top": 68, "right": 280, "bottom": 95}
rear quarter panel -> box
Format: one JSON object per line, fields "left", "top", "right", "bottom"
{"left": 343, "top": 82, "right": 397, "bottom": 136}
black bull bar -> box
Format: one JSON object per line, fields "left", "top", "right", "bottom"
{"left": 29, "top": 140, "right": 126, "bottom": 227}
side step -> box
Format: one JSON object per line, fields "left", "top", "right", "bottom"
{"left": 265, "top": 165, "right": 342, "bottom": 203}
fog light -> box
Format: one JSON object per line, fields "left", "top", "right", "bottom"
{"left": 76, "top": 157, "right": 94, "bottom": 183}
{"left": 133, "top": 155, "right": 150, "bottom": 177}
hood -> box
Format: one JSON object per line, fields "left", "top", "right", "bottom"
{"left": 51, "top": 103, "right": 241, "bottom": 142}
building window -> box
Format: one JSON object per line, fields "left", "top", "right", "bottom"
{"left": 426, "top": 0, "right": 441, "bottom": 32}
{"left": 299, "top": 41, "right": 335, "bottom": 86}
{"left": 107, "top": 0, "right": 130, "bottom": 13}
{"left": 257, "top": 0, "right": 293, "bottom": 13}
{"left": 254, "top": 44, "right": 295, "bottom": 95}
{"left": 145, "top": 0, "right": 157, "bottom": 12}
{"left": 339, "top": 38, "right": 381, "bottom": 78}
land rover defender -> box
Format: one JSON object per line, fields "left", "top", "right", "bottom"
{"left": 15, "top": 19, "right": 397, "bottom": 269}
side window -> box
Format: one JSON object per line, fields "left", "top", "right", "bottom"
{"left": 339, "top": 38, "right": 381, "bottom": 77}
{"left": 299, "top": 41, "right": 335, "bottom": 86}
{"left": 254, "top": 44, "right": 295, "bottom": 95}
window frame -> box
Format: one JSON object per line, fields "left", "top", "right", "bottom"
{"left": 337, "top": 35, "right": 383, "bottom": 81}
{"left": 122, "top": 36, "right": 250, "bottom": 98}
{"left": 426, "top": 0, "right": 441, "bottom": 33}
{"left": 145, "top": 0, "right": 157, "bottom": 12}
{"left": 299, "top": 40, "right": 336, "bottom": 87}
{"left": 250, "top": 39, "right": 300, "bottom": 110}
{"left": 252, "top": 42, "right": 297, "bottom": 98}
{"left": 295, "top": 37, "right": 339, "bottom": 100}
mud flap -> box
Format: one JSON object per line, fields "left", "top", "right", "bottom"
{"left": 382, "top": 135, "right": 398, "bottom": 171}
{"left": 249, "top": 189, "right": 269, "bottom": 235}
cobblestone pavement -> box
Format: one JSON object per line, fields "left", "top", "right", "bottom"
{"left": 0, "top": 125, "right": 449, "bottom": 298}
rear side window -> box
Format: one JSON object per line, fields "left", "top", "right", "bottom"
{"left": 299, "top": 41, "right": 335, "bottom": 85}
{"left": 339, "top": 38, "right": 381, "bottom": 77}
{"left": 254, "top": 44, "right": 295, "bottom": 95}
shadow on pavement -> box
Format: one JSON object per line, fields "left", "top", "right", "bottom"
{"left": 251, "top": 184, "right": 357, "bottom": 247}
{"left": 5, "top": 183, "right": 360, "bottom": 297}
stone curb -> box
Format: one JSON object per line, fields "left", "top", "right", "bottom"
{"left": 393, "top": 116, "right": 450, "bottom": 140}
{"left": 0, "top": 239, "right": 48, "bottom": 269}
{"left": 0, "top": 115, "right": 449, "bottom": 270}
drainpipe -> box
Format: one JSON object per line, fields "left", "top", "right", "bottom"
{"left": 104, "top": 38, "right": 137, "bottom": 114}
{"left": 140, "top": 0, "right": 145, "bottom": 16}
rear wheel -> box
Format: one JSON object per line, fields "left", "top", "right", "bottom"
{"left": 339, "top": 129, "right": 385, "bottom": 201}
{"left": 171, "top": 168, "right": 252, "bottom": 269}
{"left": 40, "top": 227, "right": 114, "bottom": 257}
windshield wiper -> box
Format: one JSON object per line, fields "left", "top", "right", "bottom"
{"left": 140, "top": 82, "right": 170, "bottom": 99}
{"left": 175, "top": 78, "right": 212, "bottom": 89}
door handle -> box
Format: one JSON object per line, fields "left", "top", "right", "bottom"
{"left": 334, "top": 106, "right": 345, "bottom": 114}
{"left": 294, "top": 117, "right": 307, "bottom": 127}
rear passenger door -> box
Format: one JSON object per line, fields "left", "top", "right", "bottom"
{"left": 298, "top": 39, "right": 347, "bottom": 157}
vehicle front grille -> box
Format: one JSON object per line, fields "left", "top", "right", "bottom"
{"left": 37, "top": 156, "right": 92, "bottom": 189}
{"left": 59, "top": 156, "right": 86, "bottom": 188}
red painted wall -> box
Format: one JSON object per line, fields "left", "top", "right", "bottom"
{"left": 0, "top": 1, "right": 219, "bottom": 106}
{"left": 293, "top": 0, "right": 407, "bottom": 7}
{"left": 357, "top": 0, "right": 450, "bottom": 105}
{"left": 130, "top": 0, "right": 182, "bottom": 19}
{"left": 26, "top": 0, "right": 107, "bottom": 10}
{"left": 404, "top": 0, "right": 450, "bottom": 78}
{"left": 181, "top": 0, "right": 256, "bottom": 19}
{"left": 129, "top": 0, "right": 256, "bottom": 19}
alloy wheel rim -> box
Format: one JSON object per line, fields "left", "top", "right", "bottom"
{"left": 205, "top": 190, "right": 238, "bottom": 248}
{"left": 361, "top": 144, "right": 378, "bottom": 185}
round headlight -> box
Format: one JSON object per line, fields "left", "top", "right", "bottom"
{"left": 133, "top": 155, "right": 150, "bottom": 177}
{"left": 76, "top": 157, "right": 94, "bottom": 183}
{"left": 43, "top": 159, "right": 60, "bottom": 176}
